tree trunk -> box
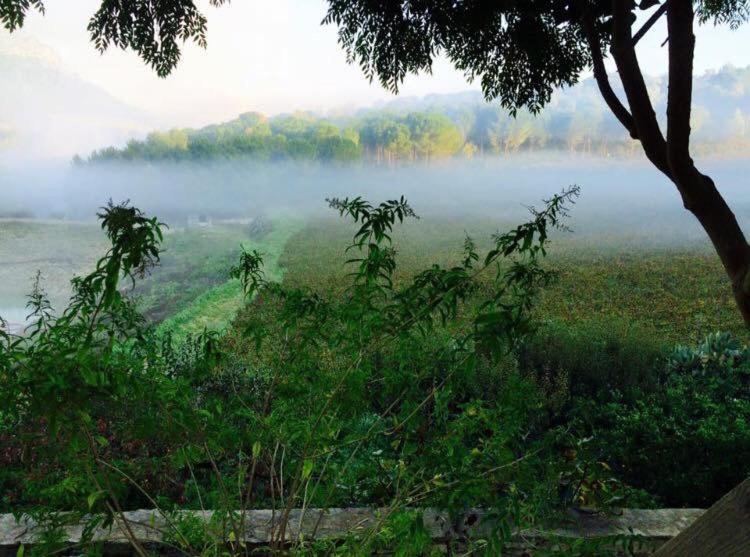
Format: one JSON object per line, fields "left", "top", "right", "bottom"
{"left": 674, "top": 167, "right": 750, "bottom": 324}
{"left": 604, "top": 0, "right": 750, "bottom": 325}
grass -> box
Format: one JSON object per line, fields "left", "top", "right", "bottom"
{"left": 277, "top": 215, "right": 746, "bottom": 344}
{"left": 157, "top": 219, "right": 303, "bottom": 340}
{"left": 133, "top": 224, "right": 265, "bottom": 321}
{"left": 5, "top": 196, "right": 750, "bottom": 529}
{"left": 536, "top": 249, "right": 741, "bottom": 343}
{"left": 4, "top": 209, "right": 746, "bottom": 345}
{"left": 0, "top": 219, "right": 105, "bottom": 312}
{"left": 1, "top": 217, "right": 302, "bottom": 338}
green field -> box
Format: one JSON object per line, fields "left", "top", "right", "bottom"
{"left": 0, "top": 217, "right": 301, "bottom": 338}
{"left": 3, "top": 212, "right": 744, "bottom": 344}
{"left": 0, "top": 219, "right": 106, "bottom": 315}
{"left": 156, "top": 219, "right": 302, "bottom": 339}
{"left": 5, "top": 199, "right": 750, "bottom": 535}
{"left": 277, "top": 216, "right": 745, "bottom": 344}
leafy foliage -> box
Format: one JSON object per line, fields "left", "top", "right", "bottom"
{"left": 323, "top": 1, "right": 593, "bottom": 114}
{"left": 2, "top": 0, "right": 747, "bottom": 87}
{"left": 0, "top": 190, "right": 616, "bottom": 554}
{"left": 229, "top": 246, "right": 265, "bottom": 297}
{"left": 519, "top": 317, "right": 669, "bottom": 402}
{"left": 2, "top": 192, "right": 749, "bottom": 554}
{"left": 0, "top": 0, "right": 43, "bottom": 31}
{"left": 698, "top": 0, "right": 750, "bottom": 28}
{"left": 323, "top": 1, "right": 749, "bottom": 114}
{"left": 1, "top": 0, "right": 228, "bottom": 76}
{"left": 572, "top": 331, "right": 750, "bottom": 507}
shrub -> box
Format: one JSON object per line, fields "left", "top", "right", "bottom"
{"left": 518, "top": 317, "right": 669, "bottom": 404}
{"left": 3, "top": 189, "right": 631, "bottom": 555}
{"left": 576, "top": 332, "right": 750, "bottom": 507}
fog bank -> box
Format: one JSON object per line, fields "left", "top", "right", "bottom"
{"left": 2, "top": 156, "right": 750, "bottom": 241}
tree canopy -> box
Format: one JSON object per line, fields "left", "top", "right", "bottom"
{"left": 1, "top": 1, "right": 746, "bottom": 106}
{"left": 83, "top": 65, "right": 750, "bottom": 164}
{"left": 2, "top": 2, "right": 736, "bottom": 103}
{"left": 322, "top": 1, "right": 748, "bottom": 112}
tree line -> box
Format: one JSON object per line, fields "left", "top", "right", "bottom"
{"left": 83, "top": 65, "right": 750, "bottom": 165}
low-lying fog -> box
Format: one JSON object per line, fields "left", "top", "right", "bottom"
{"left": 2, "top": 155, "right": 749, "bottom": 326}
{"left": 3, "top": 155, "right": 749, "bottom": 229}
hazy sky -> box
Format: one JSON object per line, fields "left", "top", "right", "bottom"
{"left": 12, "top": 0, "right": 750, "bottom": 128}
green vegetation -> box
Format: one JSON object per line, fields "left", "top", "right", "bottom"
{"left": 84, "top": 110, "right": 466, "bottom": 164}
{"left": 573, "top": 332, "right": 750, "bottom": 507}
{"left": 134, "top": 226, "right": 253, "bottom": 319}
{"left": 2, "top": 196, "right": 749, "bottom": 555}
{"left": 320, "top": 0, "right": 750, "bottom": 327}
{"left": 3, "top": 0, "right": 750, "bottom": 552}
{"left": 0, "top": 194, "right": 586, "bottom": 554}
{"left": 83, "top": 64, "right": 750, "bottom": 165}
{"left": 278, "top": 217, "right": 745, "bottom": 343}
{"left": 156, "top": 220, "right": 302, "bottom": 340}
{"left": 0, "top": 216, "right": 300, "bottom": 336}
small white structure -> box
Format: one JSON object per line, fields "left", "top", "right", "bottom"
{"left": 187, "top": 214, "right": 214, "bottom": 228}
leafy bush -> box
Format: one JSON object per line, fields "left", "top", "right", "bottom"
{"left": 575, "top": 332, "right": 750, "bottom": 507}
{"left": 518, "top": 317, "right": 669, "bottom": 403}
{"left": 3, "top": 189, "right": 639, "bottom": 555}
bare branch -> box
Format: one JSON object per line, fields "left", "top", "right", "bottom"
{"left": 582, "top": 13, "right": 637, "bottom": 139}
{"left": 633, "top": 1, "right": 669, "bottom": 45}
{"left": 610, "top": 0, "right": 671, "bottom": 177}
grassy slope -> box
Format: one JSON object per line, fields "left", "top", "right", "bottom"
{"left": 157, "top": 220, "right": 302, "bottom": 340}
{"left": 277, "top": 216, "right": 745, "bottom": 344}
{"left": 1, "top": 219, "right": 301, "bottom": 338}
{"left": 134, "top": 224, "right": 261, "bottom": 321}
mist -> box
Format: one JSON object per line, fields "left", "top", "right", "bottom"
{"left": 2, "top": 155, "right": 750, "bottom": 236}
{"left": 3, "top": 154, "right": 750, "bottom": 332}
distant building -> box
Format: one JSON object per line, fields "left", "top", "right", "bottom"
{"left": 187, "top": 213, "right": 213, "bottom": 228}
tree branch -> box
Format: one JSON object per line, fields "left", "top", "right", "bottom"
{"left": 633, "top": 1, "right": 669, "bottom": 45}
{"left": 665, "top": 0, "right": 695, "bottom": 173}
{"left": 582, "top": 14, "right": 638, "bottom": 139}
{"left": 610, "top": 0, "right": 671, "bottom": 177}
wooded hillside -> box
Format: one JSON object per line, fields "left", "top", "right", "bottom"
{"left": 84, "top": 65, "right": 750, "bottom": 164}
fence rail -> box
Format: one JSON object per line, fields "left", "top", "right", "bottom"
{"left": 0, "top": 507, "right": 705, "bottom": 556}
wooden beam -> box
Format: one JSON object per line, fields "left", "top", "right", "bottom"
{"left": 0, "top": 507, "right": 704, "bottom": 555}
{"left": 654, "top": 477, "right": 750, "bottom": 556}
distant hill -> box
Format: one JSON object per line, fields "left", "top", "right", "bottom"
{"left": 0, "top": 35, "right": 151, "bottom": 161}
{"left": 85, "top": 65, "right": 750, "bottom": 164}
{"left": 364, "top": 65, "right": 750, "bottom": 147}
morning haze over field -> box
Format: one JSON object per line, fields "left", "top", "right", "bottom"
{"left": 3, "top": 6, "right": 750, "bottom": 325}
{"left": 3, "top": 2, "right": 750, "bottom": 553}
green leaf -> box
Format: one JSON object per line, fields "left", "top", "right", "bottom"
{"left": 302, "top": 458, "right": 314, "bottom": 479}
{"left": 88, "top": 490, "right": 105, "bottom": 510}
{"left": 252, "top": 441, "right": 261, "bottom": 459}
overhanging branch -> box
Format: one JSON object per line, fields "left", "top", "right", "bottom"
{"left": 582, "top": 14, "right": 637, "bottom": 139}
{"left": 610, "top": 0, "right": 671, "bottom": 176}
{"left": 633, "top": 0, "right": 669, "bottom": 46}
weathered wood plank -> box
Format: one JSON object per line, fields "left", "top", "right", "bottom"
{"left": 654, "top": 477, "right": 750, "bottom": 557}
{"left": 0, "top": 507, "right": 704, "bottom": 555}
